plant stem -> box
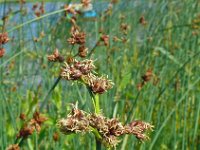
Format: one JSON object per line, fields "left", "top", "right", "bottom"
{"left": 40, "top": 76, "right": 61, "bottom": 111}
{"left": 86, "top": 86, "right": 101, "bottom": 150}
{"left": 96, "top": 138, "right": 102, "bottom": 150}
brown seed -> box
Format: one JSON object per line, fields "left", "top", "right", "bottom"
{"left": 19, "top": 113, "right": 26, "bottom": 121}
{"left": 53, "top": 132, "right": 59, "bottom": 142}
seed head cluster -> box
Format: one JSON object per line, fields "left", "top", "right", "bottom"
{"left": 58, "top": 107, "right": 153, "bottom": 147}
{"left": 47, "top": 49, "right": 64, "bottom": 62}
{"left": 0, "top": 32, "right": 9, "bottom": 58}
{"left": 58, "top": 108, "right": 89, "bottom": 134}
{"left": 60, "top": 59, "right": 113, "bottom": 94}
{"left": 67, "top": 26, "right": 86, "bottom": 45}
{"left": 137, "top": 69, "right": 153, "bottom": 91}
{"left": 17, "top": 111, "right": 47, "bottom": 139}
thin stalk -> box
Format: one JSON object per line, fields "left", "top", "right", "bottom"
{"left": 39, "top": 76, "right": 61, "bottom": 111}
{"left": 86, "top": 86, "right": 101, "bottom": 150}
{"left": 149, "top": 77, "right": 200, "bottom": 150}
{"left": 7, "top": 8, "right": 66, "bottom": 33}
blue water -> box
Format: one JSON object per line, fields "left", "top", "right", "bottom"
{"left": 0, "top": 1, "right": 153, "bottom": 53}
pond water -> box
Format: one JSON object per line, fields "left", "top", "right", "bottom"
{"left": 0, "top": 1, "right": 153, "bottom": 52}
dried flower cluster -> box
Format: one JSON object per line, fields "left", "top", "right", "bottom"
{"left": 67, "top": 25, "right": 88, "bottom": 57}
{"left": 32, "top": 2, "right": 45, "bottom": 17}
{"left": 17, "top": 111, "right": 47, "bottom": 139}
{"left": 0, "top": 48, "right": 5, "bottom": 57}
{"left": 78, "top": 45, "right": 88, "bottom": 57}
{"left": 61, "top": 59, "right": 95, "bottom": 80}
{"left": 68, "top": 26, "right": 86, "bottom": 45}
{"left": 0, "top": 32, "right": 9, "bottom": 58}
{"left": 58, "top": 107, "right": 89, "bottom": 134}
{"left": 58, "top": 107, "right": 153, "bottom": 147}
{"left": 88, "top": 75, "right": 113, "bottom": 94}
{"left": 0, "top": 32, "right": 9, "bottom": 45}
{"left": 60, "top": 59, "right": 113, "bottom": 94}
{"left": 112, "top": 15, "right": 130, "bottom": 45}
{"left": 139, "top": 16, "right": 148, "bottom": 26}
{"left": 47, "top": 49, "right": 64, "bottom": 62}
{"left": 99, "top": 34, "right": 109, "bottom": 46}
{"left": 137, "top": 69, "right": 153, "bottom": 91}
{"left": 120, "top": 23, "right": 130, "bottom": 35}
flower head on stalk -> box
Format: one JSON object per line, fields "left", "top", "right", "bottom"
{"left": 60, "top": 59, "right": 114, "bottom": 94}
{"left": 58, "top": 106, "right": 154, "bottom": 148}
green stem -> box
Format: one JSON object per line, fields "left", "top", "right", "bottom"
{"left": 39, "top": 76, "right": 61, "bottom": 111}
{"left": 86, "top": 87, "right": 101, "bottom": 150}
{"left": 96, "top": 138, "right": 102, "bottom": 150}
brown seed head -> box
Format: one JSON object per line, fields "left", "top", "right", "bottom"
{"left": 53, "top": 132, "right": 59, "bottom": 142}
{"left": 78, "top": 45, "right": 88, "bottom": 57}
{"left": 89, "top": 76, "right": 114, "bottom": 94}
{"left": 0, "top": 48, "right": 5, "bottom": 58}
{"left": 6, "top": 144, "right": 20, "bottom": 150}
{"left": 0, "top": 32, "right": 9, "bottom": 45}
{"left": 32, "top": 3, "right": 38, "bottom": 11}
{"left": 19, "top": 113, "right": 26, "bottom": 121}
{"left": 47, "top": 49, "right": 64, "bottom": 62}
{"left": 100, "top": 34, "right": 109, "bottom": 46}
{"left": 142, "top": 69, "right": 153, "bottom": 82}
{"left": 68, "top": 27, "right": 86, "bottom": 45}
{"left": 61, "top": 59, "right": 95, "bottom": 80}
{"left": 17, "top": 125, "right": 34, "bottom": 139}
{"left": 139, "top": 16, "right": 147, "bottom": 26}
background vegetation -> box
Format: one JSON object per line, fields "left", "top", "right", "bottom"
{"left": 0, "top": 0, "right": 199, "bottom": 149}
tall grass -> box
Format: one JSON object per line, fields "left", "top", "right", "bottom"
{"left": 0, "top": 0, "right": 199, "bottom": 149}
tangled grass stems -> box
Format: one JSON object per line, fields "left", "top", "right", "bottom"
{"left": 149, "top": 76, "right": 200, "bottom": 150}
